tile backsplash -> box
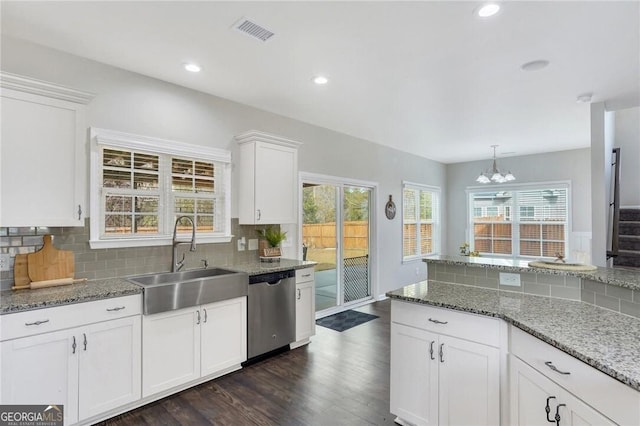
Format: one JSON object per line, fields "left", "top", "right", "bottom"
{"left": 0, "top": 219, "right": 270, "bottom": 290}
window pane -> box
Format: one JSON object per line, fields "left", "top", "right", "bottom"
{"left": 105, "top": 214, "right": 132, "bottom": 234}
{"left": 135, "top": 196, "right": 158, "bottom": 213}
{"left": 420, "top": 224, "right": 432, "bottom": 254}
{"left": 197, "top": 216, "right": 214, "bottom": 232}
{"left": 543, "top": 224, "right": 564, "bottom": 240}
{"left": 134, "top": 215, "right": 158, "bottom": 234}
{"left": 197, "top": 199, "right": 214, "bottom": 214}
{"left": 103, "top": 149, "right": 131, "bottom": 168}
{"left": 403, "top": 189, "right": 417, "bottom": 222}
{"left": 172, "top": 158, "right": 192, "bottom": 175}
{"left": 520, "top": 240, "right": 541, "bottom": 257}
{"left": 174, "top": 215, "right": 195, "bottom": 233}
{"left": 543, "top": 241, "right": 565, "bottom": 257}
{"left": 105, "top": 195, "right": 131, "bottom": 213}
{"left": 175, "top": 198, "right": 195, "bottom": 214}
{"left": 194, "top": 161, "right": 214, "bottom": 177}
{"left": 195, "top": 178, "right": 214, "bottom": 193}
{"left": 134, "top": 172, "right": 159, "bottom": 190}
{"left": 133, "top": 152, "right": 158, "bottom": 171}
{"left": 403, "top": 224, "right": 417, "bottom": 257}
{"left": 493, "top": 240, "right": 512, "bottom": 254}
{"left": 103, "top": 169, "right": 131, "bottom": 188}
{"left": 419, "top": 191, "right": 432, "bottom": 220}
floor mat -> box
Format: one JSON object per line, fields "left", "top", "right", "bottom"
{"left": 316, "top": 310, "right": 379, "bottom": 332}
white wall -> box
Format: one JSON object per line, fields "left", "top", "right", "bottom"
{"left": 1, "top": 36, "right": 446, "bottom": 295}
{"left": 614, "top": 106, "right": 640, "bottom": 207}
{"left": 445, "top": 148, "right": 592, "bottom": 259}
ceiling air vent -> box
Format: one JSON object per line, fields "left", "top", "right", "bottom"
{"left": 232, "top": 17, "right": 275, "bottom": 42}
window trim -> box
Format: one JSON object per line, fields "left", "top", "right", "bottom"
{"left": 466, "top": 181, "right": 571, "bottom": 259}
{"left": 402, "top": 181, "right": 441, "bottom": 262}
{"left": 89, "top": 128, "right": 232, "bottom": 249}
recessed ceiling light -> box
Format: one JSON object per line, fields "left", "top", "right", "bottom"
{"left": 477, "top": 3, "right": 501, "bottom": 18}
{"left": 520, "top": 60, "right": 550, "bottom": 72}
{"left": 313, "top": 75, "right": 329, "bottom": 85}
{"left": 576, "top": 93, "right": 593, "bottom": 103}
{"left": 184, "top": 63, "right": 201, "bottom": 73}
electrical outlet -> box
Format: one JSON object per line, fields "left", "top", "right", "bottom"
{"left": 499, "top": 272, "right": 521, "bottom": 287}
{"left": 248, "top": 239, "right": 258, "bottom": 251}
{"left": 237, "top": 237, "right": 246, "bottom": 251}
{"left": 0, "top": 254, "right": 11, "bottom": 272}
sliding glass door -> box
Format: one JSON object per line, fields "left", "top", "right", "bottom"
{"left": 301, "top": 176, "right": 374, "bottom": 316}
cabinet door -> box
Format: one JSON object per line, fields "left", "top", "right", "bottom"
{"left": 78, "top": 316, "right": 141, "bottom": 421}
{"left": 200, "top": 298, "right": 247, "bottom": 377}
{"left": 439, "top": 335, "right": 500, "bottom": 426}
{"left": 142, "top": 307, "right": 200, "bottom": 397}
{"left": 1, "top": 329, "right": 79, "bottom": 425}
{"left": 295, "top": 281, "right": 315, "bottom": 342}
{"left": 254, "top": 142, "right": 297, "bottom": 224}
{"left": 390, "top": 323, "right": 438, "bottom": 426}
{"left": 510, "top": 355, "right": 562, "bottom": 426}
{"left": 559, "top": 391, "right": 616, "bottom": 426}
{"left": 1, "top": 88, "right": 86, "bottom": 227}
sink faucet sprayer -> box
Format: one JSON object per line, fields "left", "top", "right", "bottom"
{"left": 172, "top": 216, "right": 196, "bottom": 272}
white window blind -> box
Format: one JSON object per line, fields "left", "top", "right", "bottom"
{"left": 469, "top": 185, "right": 569, "bottom": 258}
{"left": 90, "top": 128, "right": 232, "bottom": 248}
{"left": 403, "top": 183, "right": 439, "bottom": 260}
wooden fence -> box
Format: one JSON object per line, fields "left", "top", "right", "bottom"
{"left": 303, "top": 221, "right": 368, "bottom": 249}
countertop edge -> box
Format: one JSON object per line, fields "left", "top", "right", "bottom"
{"left": 386, "top": 290, "right": 640, "bottom": 392}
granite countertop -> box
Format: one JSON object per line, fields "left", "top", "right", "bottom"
{"left": 0, "top": 258, "right": 317, "bottom": 314}
{"left": 226, "top": 258, "right": 317, "bottom": 276}
{"left": 387, "top": 280, "right": 640, "bottom": 392}
{"left": 0, "top": 278, "right": 142, "bottom": 315}
{"left": 424, "top": 255, "right": 640, "bottom": 290}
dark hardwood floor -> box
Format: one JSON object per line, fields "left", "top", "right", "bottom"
{"left": 100, "top": 299, "right": 396, "bottom": 426}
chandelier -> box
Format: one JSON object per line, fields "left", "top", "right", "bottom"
{"left": 476, "top": 145, "right": 516, "bottom": 184}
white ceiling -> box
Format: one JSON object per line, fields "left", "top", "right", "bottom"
{"left": 2, "top": 1, "right": 638, "bottom": 163}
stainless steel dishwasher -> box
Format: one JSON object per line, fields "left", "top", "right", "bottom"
{"left": 247, "top": 269, "right": 296, "bottom": 360}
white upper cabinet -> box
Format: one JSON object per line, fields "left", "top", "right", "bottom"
{"left": 235, "top": 131, "right": 301, "bottom": 225}
{"left": 0, "top": 72, "right": 94, "bottom": 227}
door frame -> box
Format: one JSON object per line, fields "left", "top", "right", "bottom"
{"left": 298, "top": 172, "right": 379, "bottom": 317}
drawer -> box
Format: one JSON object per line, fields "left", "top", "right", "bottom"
{"left": 1, "top": 294, "right": 142, "bottom": 341}
{"left": 295, "top": 267, "right": 314, "bottom": 284}
{"left": 391, "top": 299, "right": 500, "bottom": 347}
{"left": 510, "top": 326, "right": 640, "bottom": 426}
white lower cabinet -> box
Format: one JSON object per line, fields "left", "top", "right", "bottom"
{"left": 142, "top": 297, "right": 247, "bottom": 398}
{"left": 1, "top": 313, "right": 141, "bottom": 426}
{"left": 293, "top": 267, "right": 316, "bottom": 346}
{"left": 510, "top": 356, "right": 615, "bottom": 426}
{"left": 390, "top": 300, "right": 500, "bottom": 426}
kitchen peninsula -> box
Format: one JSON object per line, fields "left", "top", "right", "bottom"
{"left": 386, "top": 255, "right": 640, "bottom": 426}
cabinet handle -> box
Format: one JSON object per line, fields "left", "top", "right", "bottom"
{"left": 545, "top": 361, "right": 571, "bottom": 375}
{"left": 545, "top": 396, "right": 556, "bottom": 423}
{"left": 77, "top": 204, "right": 82, "bottom": 221}
{"left": 196, "top": 310, "right": 201, "bottom": 325}
{"left": 203, "top": 309, "right": 208, "bottom": 323}
{"left": 257, "top": 209, "right": 261, "bottom": 221}
{"left": 439, "top": 343, "right": 444, "bottom": 363}
{"left": 25, "top": 319, "right": 49, "bottom": 326}
{"left": 428, "top": 318, "right": 448, "bottom": 325}
{"left": 554, "top": 403, "right": 566, "bottom": 426}
{"left": 429, "top": 341, "right": 435, "bottom": 360}
{"left": 106, "top": 306, "right": 125, "bottom": 312}
{"left": 72, "top": 336, "right": 77, "bottom": 354}
{"left": 297, "top": 288, "right": 301, "bottom": 300}
{"left": 83, "top": 333, "right": 87, "bottom": 351}
{"left": 302, "top": 273, "right": 311, "bottom": 278}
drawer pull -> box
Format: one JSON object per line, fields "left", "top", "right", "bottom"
{"left": 72, "top": 336, "right": 77, "bottom": 354}
{"left": 428, "top": 318, "right": 448, "bottom": 325}
{"left": 439, "top": 343, "right": 445, "bottom": 363}
{"left": 545, "top": 361, "right": 571, "bottom": 375}
{"left": 297, "top": 288, "right": 301, "bottom": 300}
{"left": 203, "top": 308, "right": 208, "bottom": 323}
{"left": 106, "top": 306, "right": 125, "bottom": 312}
{"left": 302, "top": 273, "right": 311, "bottom": 278}
{"left": 25, "top": 319, "right": 49, "bottom": 326}
{"left": 545, "top": 396, "right": 556, "bottom": 422}
{"left": 429, "top": 341, "right": 435, "bottom": 360}
{"left": 83, "top": 333, "right": 87, "bottom": 351}
{"left": 554, "top": 403, "right": 566, "bottom": 425}
{"left": 196, "top": 310, "right": 201, "bottom": 325}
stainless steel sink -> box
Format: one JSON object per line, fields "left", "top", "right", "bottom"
{"left": 129, "top": 268, "right": 249, "bottom": 315}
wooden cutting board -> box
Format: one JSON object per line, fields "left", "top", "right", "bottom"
{"left": 27, "top": 235, "right": 75, "bottom": 282}
{"left": 12, "top": 253, "right": 31, "bottom": 290}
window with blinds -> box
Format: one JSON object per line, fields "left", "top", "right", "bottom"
{"left": 90, "top": 128, "right": 231, "bottom": 248}
{"left": 403, "top": 183, "right": 439, "bottom": 260}
{"left": 469, "top": 185, "right": 569, "bottom": 258}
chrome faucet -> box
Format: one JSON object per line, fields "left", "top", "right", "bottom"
{"left": 172, "top": 216, "right": 196, "bottom": 272}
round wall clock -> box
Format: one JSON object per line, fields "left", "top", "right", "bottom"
{"left": 385, "top": 195, "right": 396, "bottom": 219}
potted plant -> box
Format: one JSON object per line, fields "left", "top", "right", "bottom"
{"left": 256, "top": 226, "right": 287, "bottom": 259}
